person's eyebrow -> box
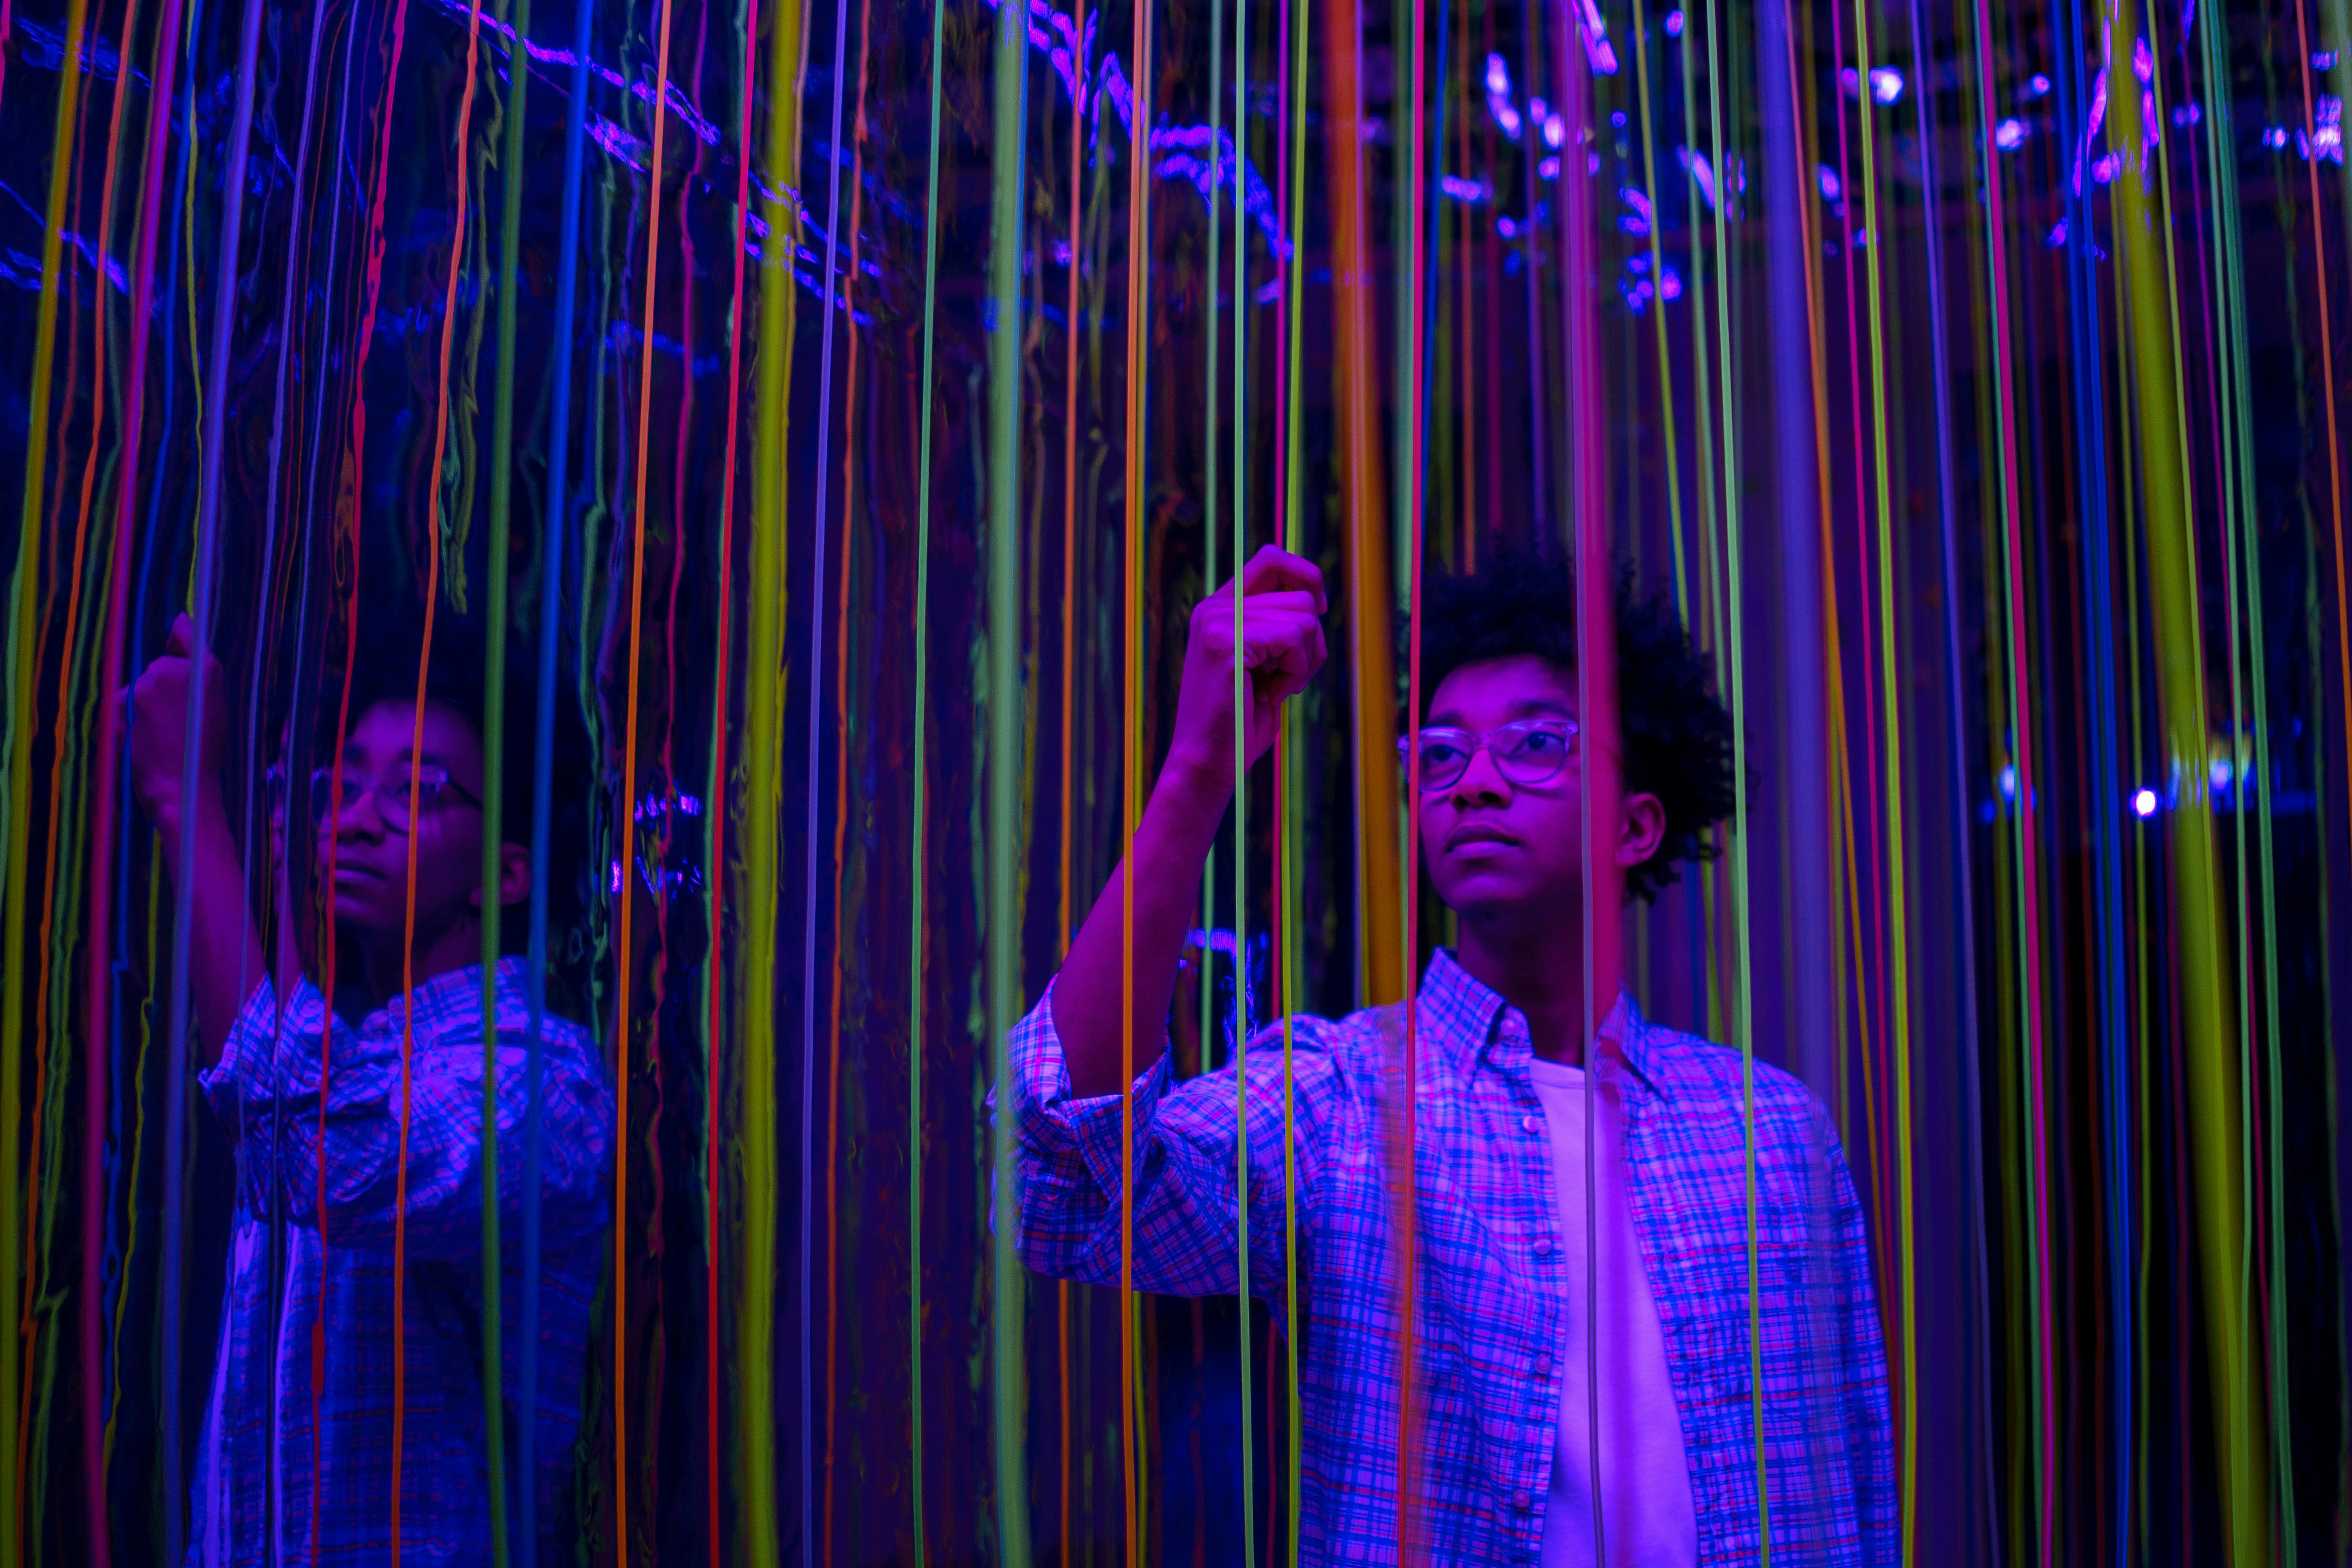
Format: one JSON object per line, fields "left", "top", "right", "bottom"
{"left": 1504, "top": 696, "right": 1576, "bottom": 720}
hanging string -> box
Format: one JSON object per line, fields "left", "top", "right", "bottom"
{"left": 1842, "top": 0, "right": 1917, "bottom": 1541}
{"left": 982, "top": 0, "right": 1033, "bottom": 1554}
{"left": 1278, "top": 0, "right": 1310, "bottom": 1554}
{"left": 63, "top": 0, "right": 146, "bottom": 1537}
{"left": 518, "top": 0, "right": 597, "bottom": 1561}
{"left": 1627, "top": 0, "right": 1685, "bottom": 611}
{"left": 129, "top": 3, "right": 197, "bottom": 1558}
{"left": 2190, "top": 0, "right": 2295, "bottom": 1544}
{"left": 3, "top": 4, "right": 87, "bottom": 1542}
{"left": 1903, "top": 0, "right": 1999, "bottom": 1544}
{"left": 817, "top": 0, "right": 873, "bottom": 1550}
{"left": 474, "top": 0, "right": 537, "bottom": 1555}
{"left": 611, "top": 0, "right": 681, "bottom": 1552}
{"left": 391, "top": 0, "right": 494, "bottom": 1551}
{"left": 1227, "top": 0, "right": 1266, "bottom": 1549}
{"left": 1054, "top": 1, "right": 1086, "bottom": 1552}
{"left": 249, "top": 0, "right": 336, "bottom": 1548}
{"left": 1965, "top": 0, "right": 2056, "bottom": 1553}
{"left": 793, "top": 0, "right": 854, "bottom": 1537}
{"left": 702, "top": 0, "right": 752, "bottom": 1555}
{"left": 906, "top": 0, "right": 947, "bottom": 1555}
{"left": 737, "top": 0, "right": 807, "bottom": 1538}
{"left": 1115, "top": 0, "right": 1152, "bottom": 1551}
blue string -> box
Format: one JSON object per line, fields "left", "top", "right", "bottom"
{"left": 1904, "top": 0, "right": 2002, "bottom": 1549}
{"left": 2050, "top": 7, "right": 2133, "bottom": 1560}
{"left": 107, "top": 163, "right": 186, "bottom": 1452}
{"left": 520, "top": 0, "right": 597, "bottom": 1555}
{"left": 800, "top": 0, "right": 858, "bottom": 1549}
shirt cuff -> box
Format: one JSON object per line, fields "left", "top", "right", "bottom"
{"left": 1003, "top": 978, "right": 1173, "bottom": 1199}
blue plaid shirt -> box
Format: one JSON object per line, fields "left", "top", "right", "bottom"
{"left": 193, "top": 960, "right": 613, "bottom": 1567}
{"left": 1002, "top": 949, "right": 1894, "bottom": 1565}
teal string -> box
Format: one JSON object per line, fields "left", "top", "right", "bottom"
{"left": 908, "top": 0, "right": 946, "bottom": 1553}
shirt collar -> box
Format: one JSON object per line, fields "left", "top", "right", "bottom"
{"left": 377, "top": 956, "right": 527, "bottom": 1026}
{"left": 1417, "top": 947, "right": 1661, "bottom": 1094}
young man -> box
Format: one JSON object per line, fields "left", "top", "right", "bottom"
{"left": 1002, "top": 547, "right": 1893, "bottom": 1565}
{"left": 128, "top": 614, "right": 613, "bottom": 1567}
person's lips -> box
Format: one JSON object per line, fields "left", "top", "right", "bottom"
{"left": 1443, "top": 821, "right": 1520, "bottom": 852}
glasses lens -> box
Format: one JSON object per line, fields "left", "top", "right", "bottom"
{"left": 307, "top": 768, "right": 340, "bottom": 827}
{"left": 1495, "top": 722, "right": 1574, "bottom": 784}
{"left": 1410, "top": 731, "right": 1474, "bottom": 790}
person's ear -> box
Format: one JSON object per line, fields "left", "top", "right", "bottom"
{"left": 1614, "top": 791, "right": 1668, "bottom": 869}
{"left": 496, "top": 841, "right": 532, "bottom": 907}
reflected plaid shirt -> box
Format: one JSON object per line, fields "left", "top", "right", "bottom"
{"left": 193, "top": 960, "right": 613, "bottom": 1568}
{"left": 1002, "top": 949, "right": 1895, "bottom": 1566}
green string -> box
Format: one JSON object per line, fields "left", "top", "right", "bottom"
{"left": 984, "top": 0, "right": 1032, "bottom": 1550}
{"left": 1694, "top": 0, "right": 1770, "bottom": 1553}
{"left": 1227, "top": 3, "right": 1260, "bottom": 1558}
{"left": 1280, "top": 0, "right": 1310, "bottom": 1556}
{"left": 2157, "top": 13, "right": 2296, "bottom": 1546}
{"left": 1627, "top": 0, "right": 1686, "bottom": 620}
{"left": 478, "top": 0, "right": 531, "bottom": 1556}
{"left": 1844, "top": 0, "right": 1917, "bottom": 1544}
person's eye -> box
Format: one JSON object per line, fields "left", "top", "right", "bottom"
{"left": 1510, "top": 728, "right": 1564, "bottom": 758}
{"left": 1419, "top": 737, "right": 1468, "bottom": 766}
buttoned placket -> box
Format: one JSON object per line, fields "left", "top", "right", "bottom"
{"left": 1485, "top": 1002, "right": 1565, "bottom": 1541}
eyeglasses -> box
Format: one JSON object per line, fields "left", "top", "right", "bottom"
{"left": 1399, "top": 719, "right": 1581, "bottom": 792}
{"left": 267, "top": 764, "right": 484, "bottom": 830}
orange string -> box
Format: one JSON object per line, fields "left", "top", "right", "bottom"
{"left": 389, "top": 0, "right": 489, "bottom": 1547}
{"left": 1056, "top": 2, "right": 1086, "bottom": 1554}
{"left": 610, "top": 0, "right": 678, "bottom": 1553}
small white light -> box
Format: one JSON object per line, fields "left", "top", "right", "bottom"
{"left": 1665, "top": 8, "right": 1684, "bottom": 35}
{"left": 1999, "top": 765, "right": 2018, "bottom": 801}
{"left": 2132, "top": 788, "right": 2159, "bottom": 818}
{"left": 2209, "top": 758, "right": 2232, "bottom": 788}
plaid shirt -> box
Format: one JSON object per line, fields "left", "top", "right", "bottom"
{"left": 1002, "top": 948, "right": 1894, "bottom": 1566}
{"left": 193, "top": 960, "right": 613, "bottom": 1567}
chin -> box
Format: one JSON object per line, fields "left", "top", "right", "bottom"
{"left": 1430, "top": 872, "right": 1535, "bottom": 915}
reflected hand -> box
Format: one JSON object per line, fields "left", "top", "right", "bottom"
{"left": 124, "top": 613, "right": 228, "bottom": 834}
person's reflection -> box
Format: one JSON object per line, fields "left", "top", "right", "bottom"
{"left": 127, "top": 613, "right": 613, "bottom": 1567}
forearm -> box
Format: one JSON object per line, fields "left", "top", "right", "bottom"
{"left": 1053, "top": 761, "right": 1229, "bottom": 1100}
{"left": 152, "top": 793, "right": 268, "bottom": 1070}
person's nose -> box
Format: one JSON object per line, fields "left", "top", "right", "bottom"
{"left": 1446, "top": 742, "right": 1513, "bottom": 807}
{"left": 326, "top": 780, "right": 389, "bottom": 843}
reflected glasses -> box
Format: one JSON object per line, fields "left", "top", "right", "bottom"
{"left": 266, "top": 764, "right": 484, "bottom": 830}
{"left": 1399, "top": 719, "right": 1581, "bottom": 792}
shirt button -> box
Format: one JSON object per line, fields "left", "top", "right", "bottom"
{"left": 1533, "top": 1353, "right": 1553, "bottom": 1377}
{"left": 1513, "top": 1489, "right": 1533, "bottom": 1511}
{"left": 1532, "top": 1236, "right": 1554, "bottom": 1257}
{"left": 1521, "top": 1114, "right": 1542, "bottom": 1134}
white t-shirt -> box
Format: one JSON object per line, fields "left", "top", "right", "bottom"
{"left": 1525, "top": 1056, "right": 1700, "bottom": 1568}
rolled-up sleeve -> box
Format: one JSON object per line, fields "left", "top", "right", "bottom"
{"left": 994, "top": 979, "right": 1342, "bottom": 1305}
{"left": 199, "top": 976, "right": 613, "bottom": 1260}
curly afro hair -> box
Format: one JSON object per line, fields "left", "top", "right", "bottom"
{"left": 1412, "top": 548, "right": 1737, "bottom": 903}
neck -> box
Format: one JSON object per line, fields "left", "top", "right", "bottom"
{"left": 1452, "top": 904, "right": 1618, "bottom": 1067}
{"left": 357, "top": 907, "right": 484, "bottom": 1007}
